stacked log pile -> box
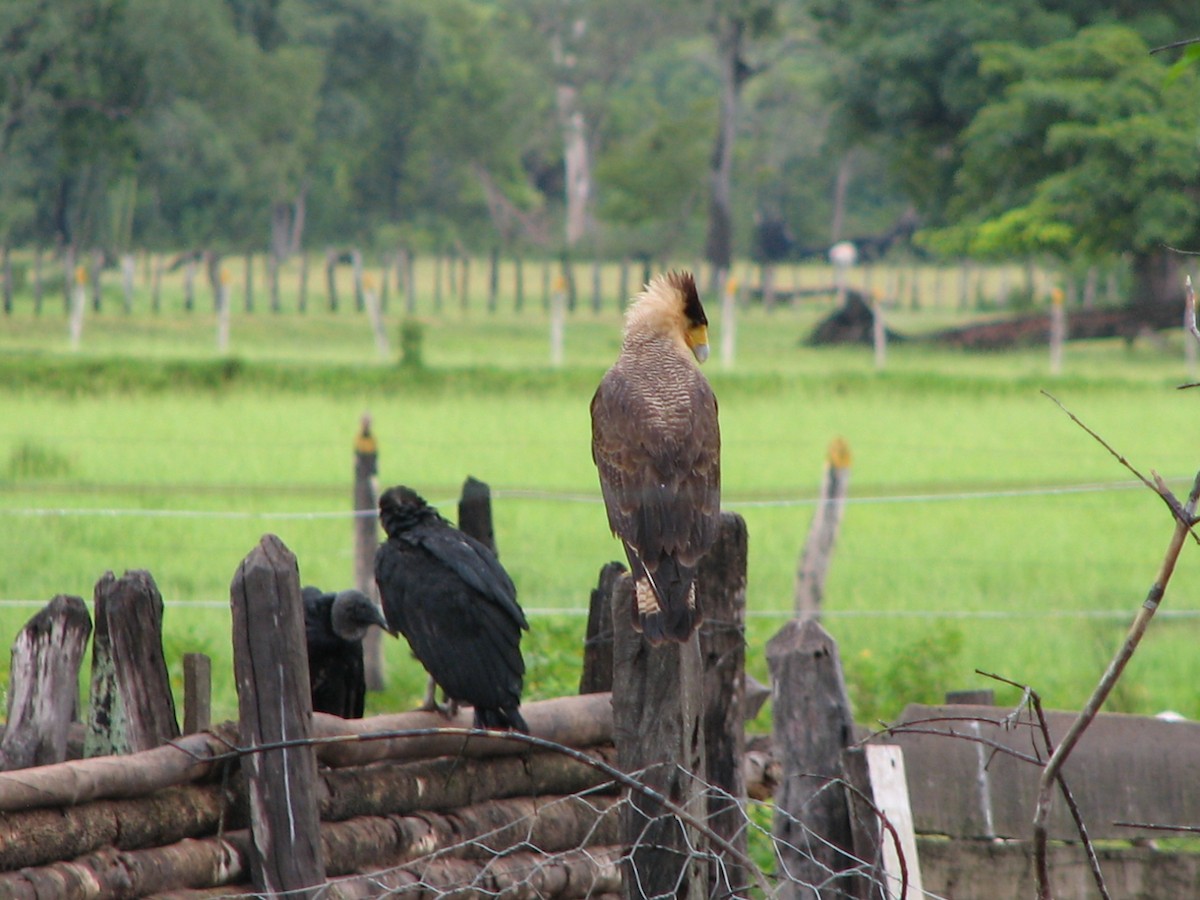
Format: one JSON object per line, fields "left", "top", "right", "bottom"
{"left": 0, "top": 697, "right": 622, "bottom": 899}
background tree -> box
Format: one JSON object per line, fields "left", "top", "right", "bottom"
{"left": 925, "top": 25, "right": 1200, "bottom": 310}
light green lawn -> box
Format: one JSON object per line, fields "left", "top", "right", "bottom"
{"left": 2, "top": 281, "right": 1199, "bottom": 724}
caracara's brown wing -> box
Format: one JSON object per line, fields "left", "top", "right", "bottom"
{"left": 590, "top": 362, "right": 721, "bottom": 571}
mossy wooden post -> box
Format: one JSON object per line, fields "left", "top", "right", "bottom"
{"left": 795, "top": 437, "right": 853, "bottom": 622}
{"left": 0, "top": 596, "right": 91, "bottom": 770}
{"left": 768, "top": 618, "right": 858, "bottom": 899}
{"left": 612, "top": 573, "right": 706, "bottom": 900}
{"left": 353, "top": 415, "right": 385, "bottom": 691}
{"left": 85, "top": 571, "right": 180, "bottom": 758}
{"left": 699, "top": 512, "right": 749, "bottom": 897}
{"left": 579, "top": 561, "right": 625, "bottom": 695}
{"left": 231, "top": 534, "right": 325, "bottom": 898}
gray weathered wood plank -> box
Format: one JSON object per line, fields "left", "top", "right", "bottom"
{"left": 231, "top": 534, "right": 325, "bottom": 897}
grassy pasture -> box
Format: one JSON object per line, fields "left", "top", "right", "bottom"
{"left": 2, "top": 263, "right": 1200, "bottom": 729}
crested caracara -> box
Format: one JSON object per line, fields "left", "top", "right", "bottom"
{"left": 590, "top": 270, "right": 721, "bottom": 643}
{"left": 301, "top": 586, "right": 393, "bottom": 719}
{"left": 375, "top": 485, "right": 529, "bottom": 731}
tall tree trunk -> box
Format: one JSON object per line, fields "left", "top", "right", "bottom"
{"left": 705, "top": 13, "right": 744, "bottom": 291}
{"left": 552, "top": 22, "right": 592, "bottom": 249}
{"left": 1130, "top": 248, "right": 1183, "bottom": 313}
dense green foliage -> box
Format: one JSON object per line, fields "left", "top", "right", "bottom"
{"left": 11, "top": 0, "right": 1196, "bottom": 287}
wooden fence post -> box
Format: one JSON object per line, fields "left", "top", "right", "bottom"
{"left": 699, "top": 512, "right": 750, "bottom": 897}
{"left": 457, "top": 475, "right": 496, "bottom": 553}
{"left": 183, "top": 653, "right": 212, "bottom": 735}
{"left": 243, "top": 251, "right": 254, "bottom": 313}
{"left": 85, "top": 571, "right": 180, "bottom": 758}
{"left": 768, "top": 618, "right": 859, "bottom": 899}
{"left": 353, "top": 415, "right": 385, "bottom": 691}
{"left": 579, "top": 561, "right": 625, "bottom": 695}
{"left": 362, "top": 273, "right": 391, "bottom": 360}
{"left": 325, "top": 249, "right": 339, "bottom": 312}
{"left": 721, "top": 272, "right": 738, "bottom": 370}
{"left": 0, "top": 596, "right": 92, "bottom": 771}
{"left": 550, "top": 275, "right": 566, "bottom": 367}
{"left": 612, "top": 573, "right": 706, "bottom": 900}
{"left": 231, "top": 534, "right": 326, "bottom": 898}
{"left": 795, "top": 437, "right": 853, "bottom": 621}
{"left": 1050, "top": 286, "right": 1066, "bottom": 376}
{"left": 69, "top": 264, "right": 87, "bottom": 351}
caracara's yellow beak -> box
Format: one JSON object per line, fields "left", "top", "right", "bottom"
{"left": 687, "top": 324, "right": 710, "bottom": 363}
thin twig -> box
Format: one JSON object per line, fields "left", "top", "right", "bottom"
{"left": 1149, "top": 36, "right": 1200, "bottom": 55}
{"left": 1032, "top": 468, "right": 1200, "bottom": 900}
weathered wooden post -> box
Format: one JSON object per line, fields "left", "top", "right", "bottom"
{"left": 298, "top": 251, "right": 309, "bottom": 312}
{"left": 550, "top": 274, "right": 567, "bottom": 367}
{"left": 69, "top": 264, "right": 87, "bottom": 351}
{"left": 699, "top": 512, "right": 749, "bottom": 897}
{"left": 352, "top": 248, "right": 365, "bottom": 312}
{"left": 362, "top": 272, "right": 391, "bottom": 360}
{"left": 768, "top": 618, "right": 859, "bottom": 899}
{"left": 325, "top": 248, "right": 340, "bottom": 312}
{"left": 872, "top": 294, "right": 887, "bottom": 370}
{"left": 579, "top": 561, "right": 625, "bottom": 695}
{"left": 89, "top": 248, "right": 104, "bottom": 312}
{"left": 120, "top": 253, "right": 136, "bottom": 314}
{"left": 85, "top": 571, "right": 180, "bottom": 758}
{"left": 488, "top": 247, "right": 500, "bottom": 313}
{"left": 216, "top": 266, "right": 232, "bottom": 353}
{"left": 1050, "top": 286, "right": 1066, "bottom": 376}
{"left": 183, "top": 653, "right": 212, "bottom": 735}
{"left": 0, "top": 596, "right": 92, "bottom": 771}
{"left": 795, "top": 437, "right": 853, "bottom": 622}
{"left": 231, "top": 534, "right": 326, "bottom": 898}
{"left": 720, "top": 272, "right": 738, "bottom": 370}
{"left": 353, "top": 414, "right": 385, "bottom": 691}
{"left": 243, "top": 251, "right": 254, "bottom": 313}
{"left": 458, "top": 475, "right": 496, "bottom": 552}
{"left": 612, "top": 573, "right": 706, "bottom": 900}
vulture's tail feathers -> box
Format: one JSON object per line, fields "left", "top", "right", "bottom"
{"left": 474, "top": 705, "right": 529, "bottom": 733}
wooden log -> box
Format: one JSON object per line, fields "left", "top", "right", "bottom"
{"left": 611, "top": 572, "right": 707, "bottom": 900}
{"left": 322, "top": 745, "right": 618, "bottom": 822}
{"left": 311, "top": 691, "right": 614, "bottom": 768}
{"left": 699, "top": 512, "right": 750, "bottom": 897}
{"left": 0, "top": 693, "right": 614, "bottom": 815}
{"left": 0, "top": 745, "right": 616, "bottom": 872}
{"left": 1, "top": 595, "right": 92, "bottom": 771}
{"left": 85, "top": 571, "right": 180, "bottom": 758}
{"left": 795, "top": 438, "right": 852, "bottom": 621}
{"left": 768, "top": 618, "right": 857, "bottom": 899}
{"left": 579, "top": 561, "right": 624, "bottom": 695}
{"left": 0, "top": 730, "right": 229, "bottom": 814}
{"left": 457, "top": 475, "right": 496, "bottom": 553}
{"left": 0, "top": 794, "right": 621, "bottom": 899}
{"left": 0, "top": 782, "right": 233, "bottom": 871}
{"left": 353, "top": 415, "right": 385, "bottom": 691}
{"left": 334, "top": 845, "right": 623, "bottom": 899}
{"left": 230, "top": 534, "right": 325, "bottom": 897}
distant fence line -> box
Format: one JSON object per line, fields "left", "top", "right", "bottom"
{"left": 0, "top": 245, "right": 1106, "bottom": 318}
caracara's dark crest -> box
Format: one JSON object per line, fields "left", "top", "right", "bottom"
{"left": 590, "top": 270, "right": 721, "bottom": 644}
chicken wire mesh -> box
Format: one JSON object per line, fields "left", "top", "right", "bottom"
{"left": 260, "top": 763, "right": 923, "bottom": 900}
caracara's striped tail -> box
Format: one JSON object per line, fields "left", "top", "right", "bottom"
{"left": 631, "top": 557, "right": 702, "bottom": 644}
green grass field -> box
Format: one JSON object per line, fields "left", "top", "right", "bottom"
{"left": 2, "top": 259, "right": 1199, "bottom": 730}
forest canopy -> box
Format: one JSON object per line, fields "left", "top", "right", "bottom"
{"left": 1, "top": 0, "right": 1197, "bottom": 302}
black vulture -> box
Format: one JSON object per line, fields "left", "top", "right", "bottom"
{"left": 302, "top": 586, "right": 392, "bottom": 719}
{"left": 375, "top": 485, "right": 529, "bottom": 732}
